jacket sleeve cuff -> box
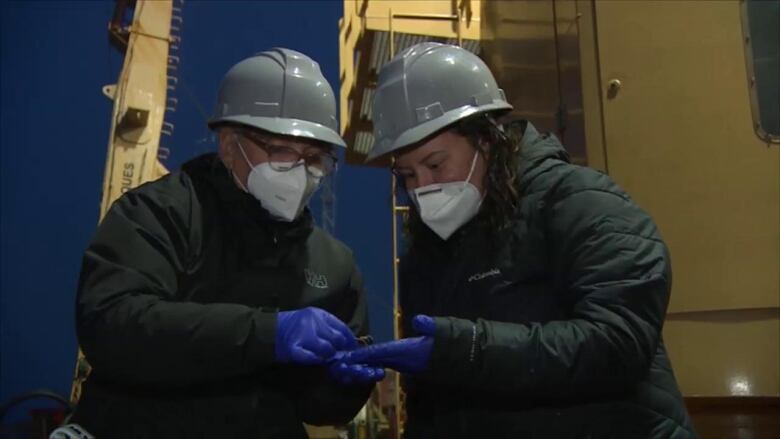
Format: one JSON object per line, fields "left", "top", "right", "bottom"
{"left": 427, "top": 316, "right": 478, "bottom": 380}
{"left": 246, "top": 310, "right": 278, "bottom": 364}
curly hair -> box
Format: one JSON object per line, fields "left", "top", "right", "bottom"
{"left": 402, "top": 113, "right": 525, "bottom": 251}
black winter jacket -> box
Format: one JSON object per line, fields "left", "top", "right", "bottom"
{"left": 400, "top": 122, "right": 695, "bottom": 438}
{"left": 72, "top": 154, "right": 371, "bottom": 438}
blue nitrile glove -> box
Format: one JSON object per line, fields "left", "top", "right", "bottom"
{"left": 274, "top": 307, "right": 358, "bottom": 365}
{"left": 327, "top": 351, "right": 386, "bottom": 385}
{"left": 343, "top": 315, "right": 436, "bottom": 374}
{"left": 412, "top": 314, "right": 436, "bottom": 335}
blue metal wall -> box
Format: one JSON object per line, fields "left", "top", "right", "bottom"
{"left": 0, "top": 0, "right": 393, "bottom": 424}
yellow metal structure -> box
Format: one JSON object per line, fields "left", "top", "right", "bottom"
{"left": 71, "top": 0, "right": 178, "bottom": 403}
{"left": 339, "top": 0, "right": 481, "bottom": 164}
{"left": 339, "top": 1, "right": 481, "bottom": 435}
{"left": 481, "top": 0, "right": 587, "bottom": 164}
{"left": 573, "top": 0, "right": 779, "bottom": 396}
{"left": 340, "top": 1, "right": 780, "bottom": 431}
{"left": 585, "top": 0, "right": 778, "bottom": 313}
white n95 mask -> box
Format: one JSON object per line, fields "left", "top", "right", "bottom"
{"left": 412, "top": 151, "right": 483, "bottom": 240}
{"left": 234, "top": 140, "right": 322, "bottom": 222}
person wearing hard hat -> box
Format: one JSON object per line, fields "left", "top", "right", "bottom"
{"left": 70, "top": 48, "right": 382, "bottom": 438}
{"left": 343, "top": 42, "right": 695, "bottom": 438}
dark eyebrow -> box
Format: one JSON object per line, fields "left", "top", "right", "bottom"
{"left": 239, "top": 131, "right": 274, "bottom": 147}
{"left": 393, "top": 150, "right": 448, "bottom": 173}
{"left": 240, "top": 129, "right": 329, "bottom": 153}
{"left": 421, "top": 150, "right": 447, "bottom": 164}
{"left": 392, "top": 165, "right": 413, "bottom": 175}
{"left": 302, "top": 144, "right": 333, "bottom": 156}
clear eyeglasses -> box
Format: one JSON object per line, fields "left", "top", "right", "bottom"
{"left": 237, "top": 130, "right": 337, "bottom": 177}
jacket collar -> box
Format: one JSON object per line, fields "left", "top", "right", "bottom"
{"left": 182, "top": 153, "right": 314, "bottom": 243}
{"left": 513, "top": 120, "right": 571, "bottom": 188}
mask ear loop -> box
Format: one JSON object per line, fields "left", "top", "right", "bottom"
{"left": 230, "top": 133, "right": 253, "bottom": 192}
{"left": 465, "top": 130, "right": 490, "bottom": 206}
{"left": 464, "top": 148, "right": 480, "bottom": 185}
{"left": 464, "top": 148, "right": 487, "bottom": 208}
{"left": 486, "top": 114, "right": 509, "bottom": 141}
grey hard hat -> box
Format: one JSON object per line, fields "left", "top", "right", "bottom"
{"left": 209, "top": 48, "right": 346, "bottom": 148}
{"left": 367, "top": 42, "right": 512, "bottom": 161}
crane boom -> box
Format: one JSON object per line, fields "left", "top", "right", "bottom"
{"left": 71, "top": 0, "right": 178, "bottom": 403}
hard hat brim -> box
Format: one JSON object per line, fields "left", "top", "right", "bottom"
{"left": 365, "top": 101, "right": 512, "bottom": 163}
{"left": 209, "top": 115, "right": 347, "bottom": 148}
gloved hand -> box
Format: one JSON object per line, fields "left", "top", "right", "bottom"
{"left": 327, "top": 351, "right": 386, "bottom": 385}
{"left": 275, "top": 307, "right": 358, "bottom": 365}
{"left": 343, "top": 315, "right": 436, "bottom": 374}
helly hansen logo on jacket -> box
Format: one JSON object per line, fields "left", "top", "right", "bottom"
{"left": 304, "top": 268, "right": 329, "bottom": 289}
{"left": 468, "top": 268, "right": 501, "bottom": 282}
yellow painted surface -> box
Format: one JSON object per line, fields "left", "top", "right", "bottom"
{"left": 592, "top": 0, "right": 780, "bottom": 312}
{"left": 340, "top": 0, "right": 481, "bottom": 156}
{"left": 72, "top": 0, "right": 172, "bottom": 403}
{"left": 665, "top": 309, "right": 780, "bottom": 396}
{"left": 481, "top": 1, "right": 558, "bottom": 132}
{"left": 481, "top": 0, "right": 588, "bottom": 163}
{"left": 339, "top": 0, "right": 780, "bottom": 401}
{"left": 576, "top": 0, "right": 607, "bottom": 171}
{"left": 100, "top": 0, "right": 172, "bottom": 215}
{"left": 356, "top": 0, "right": 480, "bottom": 40}
{"left": 574, "top": 0, "right": 779, "bottom": 396}
{"left": 339, "top": 1, "right": 363, "bottom": 135}
{"left": 339, "top": 1, "right": 485, "bottom": 430}
{"left": 304, "top": 425, "right": 342, "bottom": 438}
